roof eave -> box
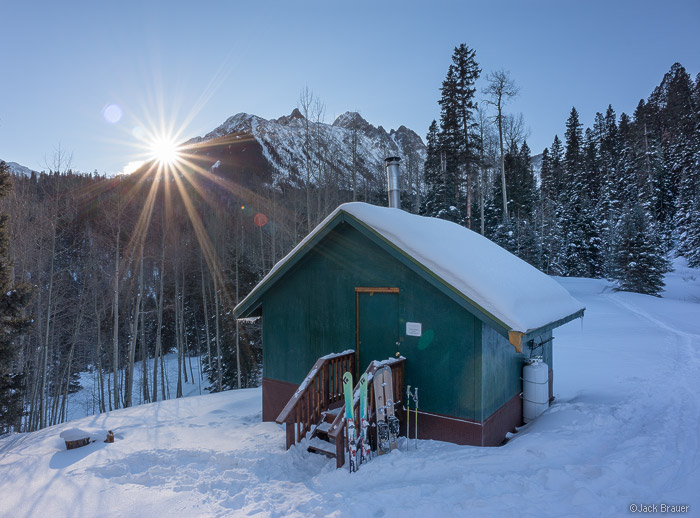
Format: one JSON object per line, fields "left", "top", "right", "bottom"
{"left": 508, "top": 308, "right": 586, "bottom": 353}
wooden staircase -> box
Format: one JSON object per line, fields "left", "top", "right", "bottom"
{"left": 306, "top": 407, "right": 343, "bottom": 457}
{"left": 276, "top": 350, "right": 405, "bottom": 469}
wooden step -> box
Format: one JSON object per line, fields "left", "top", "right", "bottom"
{"left": 321, "top": 407, "right": 343, "bottom": 422}
{"left": 311, "top": 421, "right": 333, "bottom": 439}
{"left": 307, "top": 438, "right": 337, "bottom": 458}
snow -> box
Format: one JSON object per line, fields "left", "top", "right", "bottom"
{"left": 64, "top": 353, "right": 209, "bottom": 423}
{"left": 1, "top": 159, "right": 36, "bottom": 177}
{"left": 58, "top": 428, "right": 90, "bottom": 442}
{"left": 1, "top": 267, "right": 699, "bottom": 517}
{"left": 239, "top": 203, "right": 585, "bottom": 333}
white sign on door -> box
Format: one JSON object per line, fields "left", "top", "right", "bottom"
{"left": 406, "top": 322, "right": 422, "bottom": 337}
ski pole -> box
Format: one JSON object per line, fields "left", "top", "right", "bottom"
{"left": 414, "top": 387, "right": 418, "bottom": 450}
{"left": 406, "top": 385, "right": 411, "bottom": 451}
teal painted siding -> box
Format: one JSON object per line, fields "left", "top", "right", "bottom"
{"left": 480, "top": 324, "right": 527, "bottom": 420}
{"left": 480, "top": 325, "right": 554, "bottom": 420}
{"left": 261, "top": 222, "right": 483, "bottom": 421}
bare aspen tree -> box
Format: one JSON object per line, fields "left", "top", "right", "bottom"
{"left": 152, "top": 239, "right": 165, "bottom": 402}
{"left": 140, "top": 246, "right": 148, "bottom": 404}
{"left": 200, "top": 253, "right": 212, "bottom": 373}
{"left": 40, "top": 223, "right": 56, "bottom": 429}
{"left": 175, "top": 263, "right": 183, "bottom": 398}
{"left": 299, "top": 87, "right": 314, "bottom": 231}
{"left": 125, "top": 245, "right": 143, "bottom": 408}
{"left": 181, "top": 266, "right": 188, "bottom": 385}
{"left": 484, "top": 70, "right": 519, "bottom": 221}
{"left": 112, "top": 223, "right": 121, "bottom": 410}
{"left": 298, "top": 87, "right": 326, "bottom": 229}
{"left": 94, "top": 295, "right": 106, "bottom": 413}
{"left": 503, "top": 113, "right": 528, "bottom": 150}
{"left": 213, "top": 275, "right": 222, "bottom": 392}
{"left": 235, "top": 218, "right": 241, "bottom": 390}
{"left": 475, "top": 105, "right": 492, "bottom": 235}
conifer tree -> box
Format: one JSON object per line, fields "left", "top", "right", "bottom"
{"left": 0, "top": 161, "right": 33, "bottom": 434}
{"left": 540, "top": 136, "right": 565, "bottom": 274}
{"left": 487, "top": 141, "right": 539, "bottom": 265}
{"left": 438, "top": 64, "right": 461, "bottom": 217}
{"left": 450, "top": 44, "right": 481, "bottom": 227}
{"left": 649, "top": 63, "right": 699, "bottom": 255}
{"left": 611, "top": 202, "right": 668, "bottom": 296}
{"left": 424, "top": 44, "right": 481, "bottom": 225}
{"left": 556, "top": 108, "right": 604, "bottom": 277}
{"left": 564, "top": 107, "right": 584, "bottom": 184}
{"left": 549, "top": 135, "right": 565, "bottom": 198}
{"left": 422, "top": 120, "right": 454, "bottom": 218}
{"left": 685, "top": 195, "right": 700, "bottom": 268}
{"left": 630, "top": 100, "right": 673, "bottom": 248}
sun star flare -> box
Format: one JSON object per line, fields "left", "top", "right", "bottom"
{"left": 150, "top": 137, "right": 182, "bottom": 166}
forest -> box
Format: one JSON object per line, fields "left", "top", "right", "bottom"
{"left": 0, "top": 44, "right": 698, "bottom": 435}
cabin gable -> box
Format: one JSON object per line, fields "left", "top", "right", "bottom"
{"left": 259, "top": 220, "right": 486, "bottom": 421}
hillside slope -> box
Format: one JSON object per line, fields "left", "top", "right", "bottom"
{"left": 1, "top": 265, "right": 699, "bottom": 517}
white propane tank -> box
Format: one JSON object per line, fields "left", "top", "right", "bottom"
{"left": 522, "top": 357, "right": 549, "bottom": 423}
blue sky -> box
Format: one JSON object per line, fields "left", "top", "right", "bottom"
{"left": 1, "top": 1, "right": 698, "bottom": 174}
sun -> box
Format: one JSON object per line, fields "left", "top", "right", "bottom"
{"left": 150, "top": 137, "right": 181, "bottom": 166}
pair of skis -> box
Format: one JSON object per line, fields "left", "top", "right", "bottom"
{"left": 342, "top": 371, "right": 370, "bottom": 472}
{"left": 373, "top": 366, "right": 399, "bottom": 455}
{"left": 343, "top": 366, "right": 399, "bottom": 471}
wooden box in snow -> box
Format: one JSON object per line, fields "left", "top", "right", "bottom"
{"left": 59, "top": 428, "right": 91, "bottom": 450}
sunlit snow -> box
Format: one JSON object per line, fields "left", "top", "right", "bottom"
{"left": 1, "top": 266, "right": 699, "bottom": 517}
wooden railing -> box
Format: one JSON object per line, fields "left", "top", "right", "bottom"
{"left": 276, "top": 350, "right": 355, "bottom": 450}
{"left": 328, "top": 356, "right": 406, "bottom": 468}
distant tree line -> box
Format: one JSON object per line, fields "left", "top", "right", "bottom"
{"left": 0, "top": 164, "right": 276, "bottom": 433}
{"left": 423, "top": 48, "right": 699, "bottom": 296}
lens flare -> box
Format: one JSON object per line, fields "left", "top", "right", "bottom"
{"left": 150, "top": 137, "right": 181, "bottom": 166}
{"left": 103, "top": 104, "right": 123, "bottom": 124}
{"left": 254, "top": 213, "right": 268, "bottom": 227}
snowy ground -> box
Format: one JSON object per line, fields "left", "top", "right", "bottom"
{"left": 65, "top": 353, "right": 209, "bottom": 423}
{"left": 1, "top": 266, "right": 699, "bottom": 517}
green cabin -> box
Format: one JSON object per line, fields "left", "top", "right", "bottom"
{"left": 234, "top": 202, "right": 584, "bottom": 447}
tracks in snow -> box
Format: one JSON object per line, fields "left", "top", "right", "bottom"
{"left": 604, "top": 293, "right": 700, "bottom": 495}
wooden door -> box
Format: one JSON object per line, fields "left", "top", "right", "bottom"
{"left": 356, "top": 288, "right": 400, "bottom": 376}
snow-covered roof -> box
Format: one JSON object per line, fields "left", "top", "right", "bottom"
{"left": 235, "top": 202, "right": 584, "bottom": 337}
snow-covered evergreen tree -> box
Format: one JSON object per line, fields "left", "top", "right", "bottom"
{"left": 648, "top": 64, "right": 699, "bottom": 256}
{"left": 539, "top": 136, "right": 566, "bottom": 274}
{"left": 450, "top": 43, "right": 481, "bottom": 228}
{"left": 484, "top": 140, "right": 541, "bottom": 266}
{"left": 554, "top": 108, "right": 604, "bottom": 277}
{"left": 611, "top": 202, "right": 668, "bottom": 296}
{"left": 423, "top": 44, "right": 481, "bottom": 225}
{"left": 422, "top": 120, "right": 460, "bottom": 221}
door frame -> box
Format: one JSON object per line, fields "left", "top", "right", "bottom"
{"left": 355, "top": 287, "right": 400, "bottom": 377}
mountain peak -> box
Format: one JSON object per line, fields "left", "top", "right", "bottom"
{"left": 332, "top": 111, "right": 371, "bottom": 130}
{"left": 1, "top": 159, "right": 36, "bottom": 177}
{"left": 275, "top": 108, "right": 306, "bottom": 125}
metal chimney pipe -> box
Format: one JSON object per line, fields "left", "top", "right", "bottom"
{"left": 385, "top": 156, "right": 401, "bottom": 209}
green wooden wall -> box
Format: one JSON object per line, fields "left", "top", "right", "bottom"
{"left": 480, "top": 325, "right": 553, "bottom": 420}
{"left": 260, "top": 221, "right": 518, "bottom": 422}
